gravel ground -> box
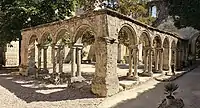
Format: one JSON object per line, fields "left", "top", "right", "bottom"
{"left": 0, "top": 69, "right": 104, "bottom": 108}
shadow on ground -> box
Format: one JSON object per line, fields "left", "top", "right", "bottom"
{"left": 111, "top": 81, "right": 167, "bottom": 108}
{"left": 0, "top": 68, "right": 98, "bottom": 103}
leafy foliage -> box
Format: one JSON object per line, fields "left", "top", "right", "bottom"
{"left": 168, "top": 0, "right": 200, "bottom": 30}
{"left": 0, "top": 0, "right": 75, "bottom": 46}
{"left": 164, "top": 82, "right": 179, "bottom": 97}
{"left": 117, "top": 0, "right": 155, "bottom": 25}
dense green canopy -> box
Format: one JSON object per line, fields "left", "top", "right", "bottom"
{"left": 0, "top": 0, "right": 74, "bottom": 46}
{"left": 168, "top": 0, "right": 200, "bottom": 30}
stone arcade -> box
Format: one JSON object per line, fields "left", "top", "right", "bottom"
{"left": 20, "top": 9, "right": 187, "bottom": 97}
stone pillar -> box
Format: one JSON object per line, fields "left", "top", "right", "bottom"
{"left": 155, "top": 49, "right": 159, "bottom": 71}
{"left": 92, "top": 36, "right": 119, "bottom": 97}
{"left": 43, "top": 46, "right": 48, "bottom": 71}
{"left": 174, "top": 49, "right": 177, "bottom": 71}
{"left": 133, "top": 47, "right": 139, "bottom": 80}
{"left": 128, "top": 48, "right": 133, "bottom": 76}
{"left": 168, "top": 47, "right": 172, "bottom": 73}
{"left": 143, "top": 49, "right": 148, "bottom": 72}
{"left": 159, "top": 48, "right": 164, "bottom": 74}
{"left": 76, "top": 45, "right": 83, "bottom": 76}
{"left": 36, "top": 44, "right": 42, "bottom": 78}
{"left": 51, "top": 43, "right": 57, "bottom": 73}
{"left": 71, "top": 46, "right": 76, "bottom": 77}
{"left": 58, "top": 45, "right": 64, "bottom": 73}
{"left": 148, "top": 49, "right": 153, "bottom": 76}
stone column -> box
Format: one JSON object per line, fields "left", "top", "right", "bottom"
{"left": 51, "top": 43, "right": 57, "bottom": 73}
{"left": 76, "top": 44, "right": 83, "bottom": 77}
{"left": 159, "top": 48, "right": 164, "bottom": 74}
{"left": 168, "top": 47, "right": 172, "bottom": 73}
{"left": 58, "top": 45, "right": 64, "bottom": 73}
{"left": 36, "top": 44, "right": 42, "bottom": 78}
{"left": 128, "top": 48, "right": 133, "bottom": 76}
{"left": 174, "top": 49, "right": 177, "bottom": 71}
{"left": 148, "top": 48, "right": 153, "bottom": 76}
{"left": 143, "top": 49, "right": 148, "bottom": 73}
{"left": 155, "top": 49, "right": 159, "bottom": 71}
{"left": 71, "top": 46, "right": 76, "bottom": 77}
{"left": 43, "top": 46, "right": 48, "bottom": 71}
{"left": 133, "top": 47, "right": 139, "bottom": 80}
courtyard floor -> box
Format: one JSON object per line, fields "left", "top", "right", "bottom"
{"left": 0, "top": 64, "right": 199, "bottom": 108}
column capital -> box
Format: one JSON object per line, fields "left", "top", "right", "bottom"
{"left": 43, "top": 45, "right": 48, "bottom": 50}
{"left": 51, "top": 43, "right": 56, "bottom": 47}
{"left": 74, "top": 43, "right": 83, "bottom": 50}
{"left": 36, "top": 44, "right": 41, "bottom": 48}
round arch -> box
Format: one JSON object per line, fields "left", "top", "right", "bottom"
{"left": 73, "top": 24, "right": 96, "bottom": 44}
{"left": 38, "top": 32, "right": 53, "bottom": 45}
{"left": 118, "top": 23, "right": 137, "bottom": 45}
{"left": 153, "top": 35, "right": 162, "bottom": 48}
{"left": 139, "top": 31, "right": 151, "bottom": 47}
{"left": 55, "top": 28, "right": 71, "bottom": 44}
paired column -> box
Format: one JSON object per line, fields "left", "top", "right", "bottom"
{"left": 148, "top": 48, "right": 153, "bottom": 76}
{"left": 36, "top": 44, "right": 42, "bottom": 78}
{"left": 143, "top": 49, "right": 148, "bottom": 73}
{"left": 154, "top": 49, "right": 159, "bottom": 71}
{"left": 168, "top": 47, "right": 172, "bottom": 73}
{"left": 43, "top": 46, "right": 48, "bottom": 71}
{"left": 77, "top": 46, "right": 83, "bottom": 76}
{"left": 128, "top": 48, "right": 133, "bottom": 76}
{"left": 71, "top": 46, "right": 76, "bottom": 77}
{"left": 133, "top": 47, "right": 139, "bottom": 79}
{"left": 51, "top": 43, "right": 57, "bottom": 73}
{"left": 58, "top": 45, "right": 64, "bottom": 73}
{"left": 158, "top": 48, "right": 164, "bottom": 74}
{"left": 71, "top": 43, "right": 83, "bottom": 77}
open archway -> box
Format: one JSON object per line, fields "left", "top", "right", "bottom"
{"left": 139, "top": 32, "right": 151, "bottom": 74}
{"left": 27, "top": 35, "right": 38, "bottom": 75}
{"left": 163, "top": 37, "right": 170, "bottom": 71}
{"left": 117, "top": 25, "right": 138, "bottom": 79}
{"left": 153, "top": 35, "right": 162, "bottom": 72}
{"left": 38, "top": 32, "right": 53, "bottom": 74}
{"left": 71, "top": 25, "right": 96, "bottom": 80}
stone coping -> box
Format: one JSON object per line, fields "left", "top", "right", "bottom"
{"left": 21, "top": 8, "right": 185, "bottom": 40}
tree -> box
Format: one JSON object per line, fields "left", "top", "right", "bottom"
{"left": 117, "top": 0, "right": 155, "bottom": 25}
{"left": 168, "top": 0, "right": 200, "bottom": 30}
{"left": 0, "top": 0, "right": 75, "bottom": 46}
{"left": 76, "top": 0, "right": 155, "bottom": 25}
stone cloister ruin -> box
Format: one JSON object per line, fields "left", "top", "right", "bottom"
{"left": 20, "top": 9, "right": 187, "bottom": 96}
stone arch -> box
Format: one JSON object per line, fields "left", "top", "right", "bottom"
{"left": 55, "top": 28, "right": 71, "bottom": 44}
{"left": 163, "top": 37, "right": 170, "bottom": 70}
{"left": 139, "top": 31, "right": 151, "bottom": 47}
{"left": 73, "top": 24, "right": 96, "bottom": 63}
{"left": 153, "top": 35, "right": 162, "bottom": 48}
{"left": 118, "top": 23, "right": 137, "bottom": 45}
{"left": 152, "top": 35, "right": 162, "bottom": 71}
{"left": 117, "top": 24, "right": 137, "bottom": 64}
{"left": 73, "top": 24, "right": 96, "bottom": 44}
{"left": 27, "top": 35, "right": 38, "bottom": 75}
{"left": 39, "top": 32, "right": 53, "bottom": 45}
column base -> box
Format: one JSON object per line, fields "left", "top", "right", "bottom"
{"left": 141, "top": 71, "right": 153, "bottom": 77}
{"left": 126, "top": 75, "right": 139, "bottom": 81}
{"left": 69, "top": 76, "right": 86, "bottom": 83}
{"left": 19, "top": 66, "right": 28, "bottom": 76}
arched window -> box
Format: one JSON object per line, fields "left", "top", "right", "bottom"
{"left": 151, "top": 5, "right": 157, "bottom": 18}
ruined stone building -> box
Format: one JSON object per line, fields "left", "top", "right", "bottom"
{"left": 20, "top": 9, "right": 188, "bottom": 96}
